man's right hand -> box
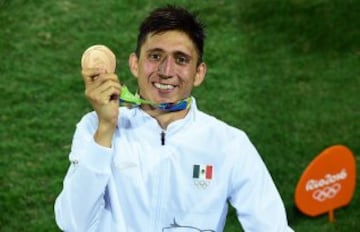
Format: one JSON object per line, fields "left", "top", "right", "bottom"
{"left": 81, "top": 68, "right": 121, "bottom": 147}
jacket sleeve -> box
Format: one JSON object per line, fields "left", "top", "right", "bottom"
{"left": 54, "top": 113, "right": 114, "bottom": 231}
{"left": 228, "top": 134, "right": 294, "bottom": 232}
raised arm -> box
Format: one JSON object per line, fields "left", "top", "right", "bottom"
{"left": 54, "top": 113, "right": 115, "bottom": 231}
{"left": 55, "top": 64, "right": 122, "bottom": 230}
{"left": 82, "top": 68, "right": 121, "bottom": 147}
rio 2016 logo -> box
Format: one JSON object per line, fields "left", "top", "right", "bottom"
{"left": 312, "top": 183, "right": 341, "bottom": 202}
{"left": 305, "top": 169, "right": 347, "bottom": 202}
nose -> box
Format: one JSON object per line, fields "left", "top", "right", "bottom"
{"left": 158, "top": 56, "right": 175, "bottom": 78}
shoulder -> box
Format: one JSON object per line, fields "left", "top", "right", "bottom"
{"left": 196, "top": 109, "right": 260, "bottom": 154}
{"left": 194, "top": 110, "right": 262, "bottom": 170}
{"left": 195, "top": 109, "right": 248, "bottom": 141}
{"left": 76, "top": 107, "right": 133, "bottom": 131}
{"left": 76, "top": 111, "right": 98, "bottom": 132}
{"left": 193, "top": 109, "right": 258, "bottom": 158}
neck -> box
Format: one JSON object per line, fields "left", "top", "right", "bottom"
{"left": 141, "top": 105, "right": 190, "bottom": 129}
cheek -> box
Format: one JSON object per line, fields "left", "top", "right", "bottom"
{"left": 139, "top": 61, "right": 157, "bottom": 78}
{"left": 181, "top": 68, "right": 198, "bottom": 85}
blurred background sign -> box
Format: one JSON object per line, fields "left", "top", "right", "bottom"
{"left": 295, "top": 145, "right": 356, "bottom": 222}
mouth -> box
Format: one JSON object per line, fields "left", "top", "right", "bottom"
{"left": 153, "top": 82, "right": 177, "bottom": 91}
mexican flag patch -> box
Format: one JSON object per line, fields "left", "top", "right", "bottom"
{"left": 193, "top": 164, "right": 213, "bottom": 180}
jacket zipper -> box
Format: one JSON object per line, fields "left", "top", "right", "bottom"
{"left": 160, "top": 131, "right": 166, "bottom": 146}
{"left": 154, "top": 130, "right": 168, "bottom": 229}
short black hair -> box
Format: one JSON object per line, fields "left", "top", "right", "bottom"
{"left": 135, "top": 5, "right": 206, "bottom": 64}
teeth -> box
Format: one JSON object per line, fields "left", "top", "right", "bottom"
{"left": 154, "top": 83, "right": 175, "bottom": 90}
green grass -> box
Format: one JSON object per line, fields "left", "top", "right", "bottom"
{"left": 0, "top": 0, "right": 359, "bottom": 231}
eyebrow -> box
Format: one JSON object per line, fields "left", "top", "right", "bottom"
{"left": 146, "top": 48, "right": 193, "bottom": 62}
{"left": 146, "top": 48, "right": 192, "bottom": 57}
{"left": 146, "top": 48, "right": 163, "bottom": 53}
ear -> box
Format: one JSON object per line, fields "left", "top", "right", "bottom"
{"left": 193, "top": 62, "right": 207, "bottom": 87}
{"left": 128, "top": 53, "right": 139, "bottom": 78}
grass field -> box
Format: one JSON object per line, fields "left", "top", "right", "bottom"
{"left": 0, "top": 0, "right": 359, "bottom": 231}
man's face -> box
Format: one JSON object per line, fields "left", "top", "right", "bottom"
{"left": 129, "top": 30, "right": 206, "bottom": 104}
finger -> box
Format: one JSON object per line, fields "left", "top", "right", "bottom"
{"left": 99, "top": 82, "right": 122, "bottom": 100}
{"left": 98, "top": 73, "right": 120, "bottom": 84}
{"left": 81, "top": 68, "right": 106, "bottom": 85}
{"left": 94, "top": 75, "right": 121, "bottom": 93}
{"left": 102, "top": 86, "right": 121, "bottom": 103}
{"left": 89, "top": 73, "right": 121, "bottom": 89}
{"left": 83, "top": 73, "right": 119, "bottom": 97}
{"left": 94, "top": 78, "right": 121, "bottom": 94}
{"left": 89, "top": 85, "right": 121, "bottom": 105}
{"left": 86, "top": 80, "right": 121, "bottom": 103}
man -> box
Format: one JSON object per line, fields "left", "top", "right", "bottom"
{"left": 55, "top": 5, "right": 293, "bottom": 232}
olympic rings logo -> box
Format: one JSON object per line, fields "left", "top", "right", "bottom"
{"left": 194, "top": 180, "right": 210, "bottom": 189}
{"left": 312, "top": 183, "right": 341, "bottom": 202}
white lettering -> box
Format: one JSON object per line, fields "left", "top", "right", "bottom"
{"left": 305, "top": 169, "right": 347, "bottom": 191}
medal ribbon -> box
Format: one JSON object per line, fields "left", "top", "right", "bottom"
{"left": 119, "top": 86, "right": 192, "bottom": 112}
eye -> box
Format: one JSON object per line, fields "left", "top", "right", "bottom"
{"left": 175, "top": 54, "right": 190, "bottom": 65}
{"left": 148, "top": 52, "right": 161, "bottom": 61}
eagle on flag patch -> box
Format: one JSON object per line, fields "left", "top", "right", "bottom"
{"left": 193, "top": 164, "right": 213, "bottom": 180}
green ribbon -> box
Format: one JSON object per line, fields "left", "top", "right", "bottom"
{"left": 119, "top": 86, "right": 192, "bottom": 112}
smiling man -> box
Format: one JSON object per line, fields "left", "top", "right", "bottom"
{"left": 128, "top": 29, "right": 206, "bottom": 129}
{"left": 55, "top": 5, "right": 293, "bottom": 232}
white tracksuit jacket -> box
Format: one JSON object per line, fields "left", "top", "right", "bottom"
{"left": 55, "top": 99, "right": 293, "bottom": 232}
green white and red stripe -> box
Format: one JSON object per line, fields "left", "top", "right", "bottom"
{"left": 193, "top": 164, "right": 213, "bottom": 180}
